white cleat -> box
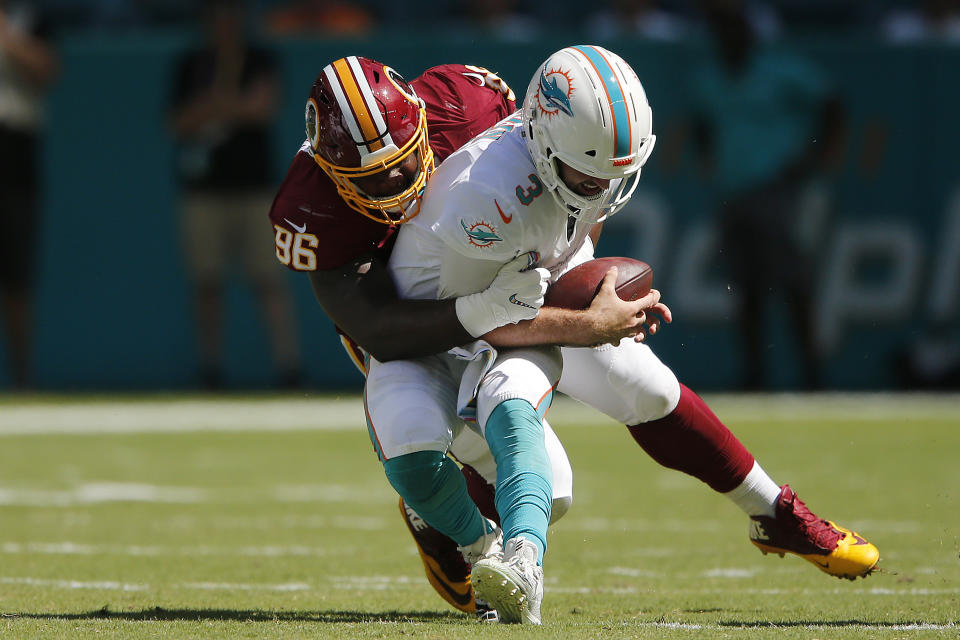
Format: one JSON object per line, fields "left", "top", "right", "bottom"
{"left": 471, "top": 536, "right": 543, "bottom": 625}
{"left": 457, "top": 518, "right": 503, "bottom": 566}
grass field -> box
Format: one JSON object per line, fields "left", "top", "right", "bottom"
{"left": 1, "top": 393, "right": 958, "bottom": 639}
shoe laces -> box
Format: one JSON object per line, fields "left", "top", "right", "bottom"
{"left": 504, "top": 538, "right": 540, "bottom": 583}
{"left": 778, "top": 485, "right": 843, "bottom": 551}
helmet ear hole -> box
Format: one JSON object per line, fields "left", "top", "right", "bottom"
{"left": 305, "top": 98, "right": 320, "bottom": 149}
{"left": 384, "top": 66, "right": 418, "bottom": 104}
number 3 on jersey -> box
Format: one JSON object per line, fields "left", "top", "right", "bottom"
{"left": 274, "top": 225, "right": 319, "bottom": 271}
{"left": 516, "top": 173, "right": 544, "bottom": 206}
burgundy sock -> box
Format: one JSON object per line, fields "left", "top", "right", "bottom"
{"left": 627, "top": 384, "right": 754, "bottom": 493}
{"left": 461, "top": 463, "right": 500, "bottom": 526}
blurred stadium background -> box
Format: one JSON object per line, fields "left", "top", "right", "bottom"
{"left": 1, "top": 0, "right": 959, "bottom": 393}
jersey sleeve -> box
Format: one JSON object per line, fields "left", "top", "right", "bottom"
{"left": 413, "top": 64, "right": 517, "bottom": 163}
{"left": 268, "top": 143, "right": 397, "bottom": 271}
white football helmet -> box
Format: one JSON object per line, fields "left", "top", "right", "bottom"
{"left": 522, "top": 45, "right": 656, "bottom": 220}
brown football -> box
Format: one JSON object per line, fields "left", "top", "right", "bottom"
{"left": 544, "top": 257, "right": 653, "bottom": 310}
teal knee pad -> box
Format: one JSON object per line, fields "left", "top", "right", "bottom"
{"left": 383, "top": 450, "right": 486, "bottom": 547}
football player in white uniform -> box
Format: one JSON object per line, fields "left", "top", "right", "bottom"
{"left": 384, "top": 45, "right": 880, "bottom": 623}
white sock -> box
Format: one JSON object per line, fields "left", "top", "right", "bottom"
{"left": 725, "top": 461, "right": 781, "bottom": 518}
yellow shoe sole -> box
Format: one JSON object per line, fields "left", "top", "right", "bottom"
{"left": 752, "top": 521, "right": 880, "bottom": 580}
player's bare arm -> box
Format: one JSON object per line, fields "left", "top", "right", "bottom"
{"left": 307, "top": 252, "right": 472, "bottom": 362}
{"left": 309, "top": 246, "right": 551, "bottom": 361}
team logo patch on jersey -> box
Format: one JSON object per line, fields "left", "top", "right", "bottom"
{"left": 460, "top": 219, "right": 502, "bottom": 248}
{"left": 536, "top": 68, "right": 574, "bottom": 118}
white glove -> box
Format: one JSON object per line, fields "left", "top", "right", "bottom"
{"left": 455, "top": 251, "right": 550, "bottom": 338}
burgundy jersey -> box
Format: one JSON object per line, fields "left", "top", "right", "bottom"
{"left": 268, "top": 64, "right": 517, "bottom": 272}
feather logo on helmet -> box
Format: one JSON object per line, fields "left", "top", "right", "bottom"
{"left": 536, "top": 68, "right": 574, "bottom": 118}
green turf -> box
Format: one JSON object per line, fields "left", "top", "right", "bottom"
{"left": 1, "top": 394, "right": 958, "bottom": 638}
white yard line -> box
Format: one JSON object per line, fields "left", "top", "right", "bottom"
{"left": 0, "top": 482, "right": 393, "bottom": 506}
{"left": 0, "top": 542, "right": 339, "bottom": 557}
{"left": 0, "top": 577, "right": 149, "bottom": 591}
{"left": 0, "top": 397, "right": 366, "bottom": 435}
{"left": 181, "top": 581, "right": 310, "bottom": 592}
{"left": 7, "top": 571, "right": 959, "bottom": 597}
{"left": 701, "top": 568, "right": 759, "bottom": 578}
{"left": 0, "top": 576, "right": 309, "bottom": 592}
{"left": 0, "top": 483, "right": 208, "bottom": 506}
{"left": 0, "top": 393, "right": 956, "bottom": 436}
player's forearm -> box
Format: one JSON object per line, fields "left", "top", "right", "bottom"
{"left": 483, "top": 306, "right": 602, "bottom": 348}
{"left": 340, "top": 299, "right": 474, "bottom": 362}
{"left": 308, "top": 256, "right": 475, "bottom": 361}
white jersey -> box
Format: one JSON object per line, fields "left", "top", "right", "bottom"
{"left": 385, "top": 108, "right": 682, "bottom": 445}
{"left": 389, "top": 112, "right": 599, "bottom": 301}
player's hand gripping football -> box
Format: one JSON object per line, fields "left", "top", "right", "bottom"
{"left": 455, "top": 252, "right": 550, "bottom": 338}
{"left": 584, "top": 267, "right": 672, "bottom": 346}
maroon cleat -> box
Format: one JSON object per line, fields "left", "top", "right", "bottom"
{"left": 398, "top": 498, "right": 498, "bottom": 621}
{"left": 749, "top": 485, "right": 880, "bottom": 580}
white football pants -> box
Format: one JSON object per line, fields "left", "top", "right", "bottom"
{"left": 364, "top": 345, "right": 573, "bottom": 522}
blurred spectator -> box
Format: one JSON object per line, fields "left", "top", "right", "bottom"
{"left": 694, "top": 0, "right": 782, "bottom": 41}
{"left": 29, "top": 0, "right": 195, "bottom": 30}
{"left": 586, "top": 0, "right": 690, "bottom": 41}
{"left": 169, "top": 0, "right": 303, "bottom": 389}
{"left": 444, "top": 0, "right": 541, "bottom": 42}
{"left": 266, "top": 0, "right": 374, "bottom": 35}
{"left": 691, "top": 0, "right": 845, "bottom": 390}
{"left": 882, "top": 0, "right": 960, "bottom": 43}
{"left": 775, "top": 0, "right": 866, "bottom": 33}
{"left": 0, "top": 1, "right": 58, "bottom": 389}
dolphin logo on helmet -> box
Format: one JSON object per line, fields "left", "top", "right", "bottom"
{"left": 538, "top": 70, "right": 574, "bottom": 117}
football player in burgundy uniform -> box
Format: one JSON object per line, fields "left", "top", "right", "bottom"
{"left": 268, "top": 58, "right": 650, "bottom": 619}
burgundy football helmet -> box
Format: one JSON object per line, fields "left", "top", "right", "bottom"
{"left": 306, "top": 56, "right": 434, "bottom": 224}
